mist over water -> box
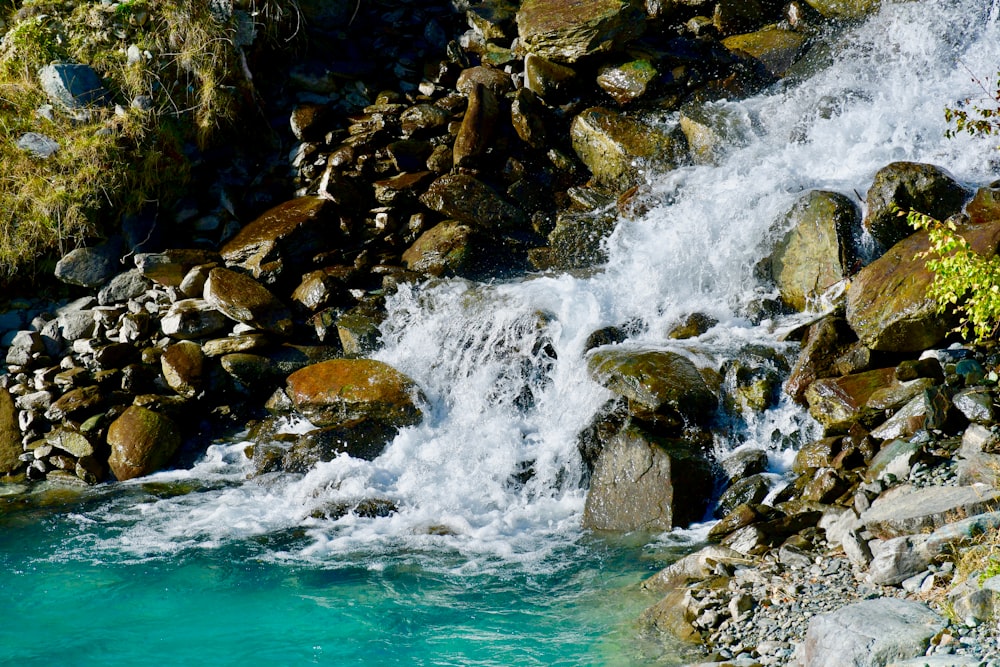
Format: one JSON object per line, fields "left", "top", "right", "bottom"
{"left": 4, "top": 2, "right": 1000, "bottom": 664}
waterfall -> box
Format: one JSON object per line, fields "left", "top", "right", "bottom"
{"left": 80, "top": 0, "right": 1000, "bottom": 569}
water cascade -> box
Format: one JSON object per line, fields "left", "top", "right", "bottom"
{"left": 3, "top": 1, "right": 1000, "bottom": 664}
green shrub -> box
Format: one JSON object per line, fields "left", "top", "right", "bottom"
{"left": 905, "top": 209, "right": 1000, "bottom": 342}
{"left": 945, "top": 70, "right": 1000, "bottom": 146}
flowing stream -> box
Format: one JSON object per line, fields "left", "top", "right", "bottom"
{"left": 3, "top": 1, "right": 1000, "bottom": 664}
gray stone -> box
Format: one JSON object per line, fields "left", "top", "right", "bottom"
{"left": 801, "top": 598, "right": 946, "bottom": 667}
{"left": 16, "top": 132, "right": 60, "bottom": 158}
{"left": 135, "top": 249, "right": 222, "bottom": 287}
{"left": 860, "top": 484, "right": 1000, "bottom": 540}
{"left": 641, "top": 545, "right": 751, "bottom": 592}
{"left": 38, "top": 64, "right": 110, "bottom": 111}
{"left": 953, "top": 387, "right": 995, "bottom": 424}
{"left": 5, "top": 330, "right": 46, "bottom": 367}
{"left": 582, "top": 426, "right": 712, "bottom": 532}
{"left": 56, "top": 310, "right": 96, "bottom": 342}
{"left": 55, "top": 245, "right": 119, "bottom": 288}
{"left": 720, "top": 448, "right": 769, "bottom": 482}
{"left": 869, "top": 395, "right": 927, "bottom": 441}
{"left": 160, "top": 299, "right": 230, "bottom": 340}
{"left": 98, "top": 269, "right": 152, "bottom": 305}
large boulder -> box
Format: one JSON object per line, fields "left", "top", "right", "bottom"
{"left": 864, "top": 162, "right": 970, "bottom": 250}
{"left": 281, "top": 419, "right": 400, "bottom": 471}
{"left": 54, "top": 244, "right": 119, "bottom": 288}
{"left": 516, "top": 0, "right": 646, "bottom": 63}
{"left": 160, "top": 341, "right": 205, "bottom": 398}
{"left": 769, "top": 190, "right": 859, "bottom": 312}
{"left": 804, "top": 367, "right": 896, "bottom": 434}
{"left": 800, "top": 598, "right": 946, "bottom": 666}
{"left": 845, "top": 220, "right": 1000, "bottom": 352}
{"left": 220, "top": 197, "right": 338, "bottom": 284}
{"left": 587, "top": 348, "right": 717, "bottom": 427}
{"left": 160, "top": 299, "right": 231, "bottom": 340}
{"left": 582, "top": 426, "right": 713, "bottom": 532}
{"left": 0, "top": 388, "right": 23, "bottom": 476}
{"left": 134, "top": 249, "right": 221, "bottom": 287}
{"left": 107, "top": 406, "right": 182, "bottom": 481}
{"left": 204, "top": 267, "right": 293, "bottom": 337}
{"left": 453, "top": 83, "right": 500, "bottom": 169}
{"left": 285, "top": 359, "right": 424, "bottom": 428}
{"left": 570, "top": 107, "right": 689, "bottom": 191}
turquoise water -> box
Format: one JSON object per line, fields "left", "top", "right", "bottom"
{"left": 0, "top": 486, "right": 698, "bottom": 667}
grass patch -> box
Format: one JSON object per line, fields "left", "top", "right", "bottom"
{"left": 0, "top": 0, "right": 300, "bottom": 284}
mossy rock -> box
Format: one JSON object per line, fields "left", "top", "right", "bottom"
{"left": 107, "top": 406, "right": 182, "bottom": 481}
{"left": 0, "top": 388, "right": 23, "bottom": 476}
{"left": 516, "top": 0, "right": 646, "bottom": 63}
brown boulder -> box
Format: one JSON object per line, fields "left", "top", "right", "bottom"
{"left": 0, "top": 388, "right": 23, "bottom": 475}
{"left": 804, "top": 367, "right": 896, "bottom": 434}
{"left": 160, "top": 341, "right": 205, "bottom": 398}
{"left": 220, "top": 197, "right": 337, "bottom": 284}
{"left": 204, "top": 267, "right": 293, "bottom": 337}
{"left": 419, "top": 174, "right": 527, "bottom": 230}
{"left": 516, "top": 0, "right": 646, "bottom": 63}
{"left": 107, "top": 406, "right": 182, "bottom": 481}
{"left": 286, "top": 359, "right": 424, "bottom": 428}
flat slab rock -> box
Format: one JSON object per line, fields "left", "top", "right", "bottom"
{"left": 860, "top": 483, "right": 1000, "bottom": 540}
{"left": 800, "top": 598, "right": 945, "bottom": 667}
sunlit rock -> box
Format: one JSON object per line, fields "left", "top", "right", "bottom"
{"left": 285, "top": 359, "right": 424, "bottom": 429}
{"left": 107, "top": 406, "right": 182, "bottom": 481}
{"left": 516, "top": 0, "right": 646, "bottom": 63}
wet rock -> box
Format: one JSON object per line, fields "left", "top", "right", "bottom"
{"left": 668, "top": 313, "right": 718, "bottom": 340}
{"left": 373, "top": 171, "right": 435, "bottom": 206}
{"left": 420, "top": 174, "right": 527, "bottom": 229}
{"left": 135, "top": 249, "right": 222, "bottom": 287}
{"left": 219, "top": 353, "right": 285, "bottom": 393}
{"left": 966, "top": 179, "right": 1000, "bottom": 225}
{"left": 570, "top": 107, "right": 688, "bottom": 191}
{"left": 46, "top": 428, "right": 95, "bottom": 458}
{"left": 860, "top": 484, "right": 1000, "bottom": 540}
{"left": 282, "top": 419, "right": 400, "bottom": 471}
{"left": 863, "top": 438, "right": 922, "bottom": 484}
{"left": 952, "top": 387, "right": 995, "bottom": 424}
{"left": 107, "top": 406, "right": 182, "bottom": 481}
{"left": 220, "top": 197, "right": 338, "bottom": 285}
{"left": 677, "top": 103, "right": 755, "bottom": 166}
{"left": 285, "top": 358, "right": 424, "bottom": 429}
{"left": 804, "top": 367, "right": 896, "bottom": 434}
{"left": 868, "top": 394, "right": 927, "bottom": 441}
{"left": 804, "top": 0, "right": 885, "bottom": 19}
{"left": 510, "top": 88, "right": 549, "bottom": 149}
{"left": 454, "top": 84, "right": 500, "bottom": 169}
{"left": 720, "top": 448, "right": 769, "bottom": 481}
{"left": 45, "top": 385, "right": 104, "bottom": 423}
{"left": 516, "top": 0, "right": 646, "bottom": 63}
{"left": 846, "top": 221, "right": 1000, "bottom": 351}
{"left": 160, "top": 341, "right": 205, "bottom": 398}
{"left": 289, "top": 103, "right": 332, "bottom": 142}
{"left": 402, "top": 220, "right": 494, "bottom": 278}
{"left": 456, "top": 66, "right": 514, "bottom": 98}
{"left": 864, "top": 162, "right": 970, "bottom": 251}
{"left": 596, "top": 59, "right": 657, "bottom": 105}
{"left": 640, "top": 587, "right": 704, "bottom": 645}
{"left": 160, "top": 299, "right": 230, "bottom": 340}
{"left": 582, "top": 425, "right": 713, "bottom": 531}
{"left": 523, "top": 53, "right": 578, "bottom": 100}
{"left": 201, "top": 333, "right": 270, "bottom": 357}
{"left": 587, "top": 348, "right": 717, "bottom": 427}
{"left": 336, "top": 302, "right": 384, "bottom": 357}
{"left": 721, "top": 28, "right": 806, "bottom": 78}
{"left": 769, "top": 190, "right": 859, "bottom": 312}
{"left": 400, "top": 104, "right": 452, "bottom": 137}
{"left": 800, "top": 598, "right": 946, "bottom": 666}
{"left": 204, "top": 268, "right": 293, "bottom": 337}
{"left": 531, "top": 208, "right": 618, "bottom": 270}
{"left": 717, "top": 474, "right": 770, "bottom": 517}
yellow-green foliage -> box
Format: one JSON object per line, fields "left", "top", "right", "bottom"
{"left": 0, "top": 0, "right": 299, "bottom": 282}
{"left": 906, "top": 209, "right": 1000, "bottom": 342}
{"left": 945, "top": 70, "right": 1000, "bottom": 147}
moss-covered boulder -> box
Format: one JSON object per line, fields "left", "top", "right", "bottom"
{"left": 402, "top": 220, "right": 493, "bottom": 278}
{"left": 570, "top": 107, "right": 688, "bottom": 191}
{"left": 204, "top": 267, "right": 293, "bottom": 337}
{"left": 285, "top": 359, "right": 424, "bottom": 428}
{"left": 769, "top": 190, "right": 859, "bottom": 311}
{"left": 596, "top": 59, "right": 657, "bottom": 105}
{"left": 587, "top": 348, "right": 717, "bottom": 426}
{"left": 107, "top": 406, "right": 182, "bottom": 481}
{"left": 582, "top": 426, "right": 713, "bottom": 531}
{"left": 845, "top": 220, "right": 1000, "bottom": 352}
{"left": 863, "top": 162, "right": 970, "bottom": 250}
{"left": 516, "top": 0, "right": 646, "bottom": 63}
{"left": 220, "top": 197, "right": 338, "bottom": 284}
